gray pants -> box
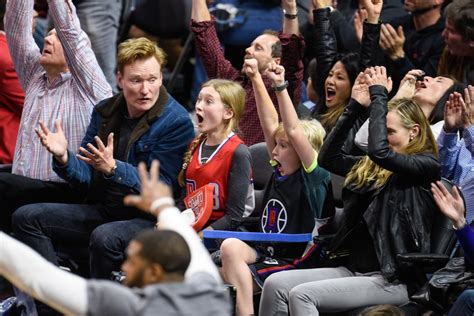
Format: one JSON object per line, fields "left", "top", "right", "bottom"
{"left": 259, "top": 266, "right": 409, "bottom": 316}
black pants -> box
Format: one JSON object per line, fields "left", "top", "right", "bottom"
{"left": 0, "top": 173, "right": 85, "bottom": 231}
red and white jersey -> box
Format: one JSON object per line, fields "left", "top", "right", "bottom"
{"left": 185, "top": 134, "right": 244, "bottom": 221}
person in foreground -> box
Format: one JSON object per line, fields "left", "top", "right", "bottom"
{"left": 0, "top": 160, "right": 231, "bottom": 315}
{"left": 431, "top": 180, "right": 474, "bottom": 316}
{"left": 259, "top": 66, "right": 440, "bottom": 315}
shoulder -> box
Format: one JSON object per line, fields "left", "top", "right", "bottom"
{"left": 302, "top": 164, "right": 331, "bottom": 184}
{"left": 231, "top": 143, "right": 251, "bottom": 162}
{"left": 162, "top": 94, "right": 191, "bottom": 119}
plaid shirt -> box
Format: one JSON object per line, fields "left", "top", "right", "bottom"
{"left": 191, "top": 19, "right": 304, "bottom": 146}
{"left": 5, "top": 0, "right": 112, "bottom": 182}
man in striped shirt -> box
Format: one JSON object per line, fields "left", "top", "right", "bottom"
{"left": 0, "top": 0, "right": 112, "bottom": 231}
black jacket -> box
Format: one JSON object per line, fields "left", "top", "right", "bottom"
{"left": 311, "top": 8, "right": 381, "bottom": 134}
{"left": 386, "top": 15, "right": 445, "bottom": 91}
{"left": 318, "top": 86, "right": 441, "bottom": 291}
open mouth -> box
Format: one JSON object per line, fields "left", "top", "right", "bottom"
{"left": 269, "top": 159, "right": 281, "bottom": 168}
{"left": 196, "top": 113, "right": 204, "bottom": 124}
{"left": 326, "top": 87, "right": 336, "bottom": 101}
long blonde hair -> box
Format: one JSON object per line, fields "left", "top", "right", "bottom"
{"left": 345, "top": 98, "right": 438, "bottom": 189}
{"left": 178, "top": 79, "right": 246, "bottom": 187}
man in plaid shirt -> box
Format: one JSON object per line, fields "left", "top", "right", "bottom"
{"left": 191, "top": 0, "right": 305, "bottom": 145}
{"left": 0, "top": 0, "right": 112, "bottom": 231}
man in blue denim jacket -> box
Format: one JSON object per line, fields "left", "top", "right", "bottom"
{"left": 11, "top": 37, "right": 195, "bottom": 279}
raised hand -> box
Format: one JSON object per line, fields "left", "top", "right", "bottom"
{"left": 243, "top": 58, "right": 260, "bottom": 79}
{"left": 463, "top": 85, "right": 474, "bottom": 128}
{"left": 353, "top": 9, "right": 368, "bottom": 43}
{"left": 359, "top": 0, "right": 382, "bottom": 24}
{"left": 393, "top": 69, "right": 424, "bottom": 100}
{"left": 77, "top": 132, "right": 116, "bottom": 175}
{"left": 124, "top": 160, "right": 173, "bottom": 217}
{"left": 312, "top": 0, "right": 333, "bottom": 9}
{"left": 444, "top": 92, "right": 465, "bottom": 133}
{"left": 351, "top": 71, "right": 371, "bottom": 107}
{"left": 265, "top": 62, "right": 286, "bottom": 86}
{"left": 35, "top": 119, "right": 68, "bottom": 164}
{"left": 379, "top": 24, "right": 406, "bottom": 60}
{"left": 431, "top": 181, "right": 466, "bottom": 229}
{"left": 364, "top": 66, "right": 393, "bottom": 92}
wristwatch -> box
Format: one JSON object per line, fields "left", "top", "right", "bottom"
{"left": 272, "top": 80, "right": 289, "bottom": 92}
{"left": 283, "top": 8, "right": 298, "bottom": 20}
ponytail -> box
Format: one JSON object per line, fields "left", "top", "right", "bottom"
{"left": 178, "top": 133, "right": 207, "bottom": 187}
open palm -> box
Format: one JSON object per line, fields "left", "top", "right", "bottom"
{"left": 36, "top": 120, "right": 68, "bottom": 161}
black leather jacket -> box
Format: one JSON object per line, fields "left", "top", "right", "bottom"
{"left": 318, "top": 86, "right": 441, "bottom": 289}
{"left": 311, "top": 8, "right": 382, "bottom": 156}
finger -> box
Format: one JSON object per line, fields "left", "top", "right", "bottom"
{"left": 468, "top": 85, "right": 474, "bottom": 105}
{"left": 123, "top": 195, "right": 141, "bottom": 207}
{"left": 107, "top": 133, "right": 114, "bottom": 150}
{"left": 54, "top": 119, "right": 63, "bottom": 134}
{"left": 35, "top": 128, "right": 45, "bottom": 142}
{"left": 79, "top": 146, "right": 96, "bottom": 159}
{"left": 464, "top": 87, "right": 471, "bottom": 105}
{"left": 436, "top": 180, "right": 450, "bottom": 198}
{"left": 397, "top": 25, "right": 405, "bottom": 40}
{"left": 38, "top": 121, "right": 50, "bottom": 135}
{"left": 76, "top": 153, "right": 93, "bottom": 164}
{"left": 150, "top": 160, "right": 160, "bottom": 183}
{"left": 95, "top": 136, "right": 106, "bottom": 152}
{"left": 381, "top": 24, "right": 396, "bottom": 46}
{"left": 138, "top": 161, "right": 149, "bottom": 185}
{"left": 86, "top": 143, "right": 102, "bottom": 156}
{"left": 431, "top": 182, "right": 443, "bottom": 202}
{"left": 379, "top": 37, "right": 388, "bottom": 50}
{"left": 385, "top": 23, "right": 398, "bottom": 38}
{"left": 452, "top": 186, "right": 462, "bottom": 202}
{"left": 444, "top": 100, "right": 449, "bottom": 117}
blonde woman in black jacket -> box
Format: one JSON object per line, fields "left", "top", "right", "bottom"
{"left": 259, "top": 66, "right": 440, "bottom": 316}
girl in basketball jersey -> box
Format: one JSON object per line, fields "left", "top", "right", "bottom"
{"left": 218, "top": 59, "right": 333, "bottom": 316}
{"left": 178, "top": 79, "right": 254, "bottom": 233}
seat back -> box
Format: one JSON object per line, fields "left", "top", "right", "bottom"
{"left": 249, "top": 142, "right": 273, "bottom": 216}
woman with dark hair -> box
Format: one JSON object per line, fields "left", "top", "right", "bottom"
{"left": 310, "top": 0, "right": 382, "bottom": 133}
{"left": 259, "top": 66, "right": 440, "bottom": 315}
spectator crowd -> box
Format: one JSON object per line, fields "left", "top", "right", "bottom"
{"left": 0, "top": 0, "right": 473, "bottom": 315}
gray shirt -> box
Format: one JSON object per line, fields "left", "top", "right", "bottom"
{"left": 87, "top": 272, "right": 231, "bottom": 316}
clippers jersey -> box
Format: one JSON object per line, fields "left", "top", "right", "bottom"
{"left": 185, "top": 134, "right": 244, "bottom": 221}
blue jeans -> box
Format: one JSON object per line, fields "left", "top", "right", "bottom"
{"left": 74, "top": 0, "right": 122, "bottom": 91}
{"left": 89, "top": 218, "right": 155, "bottom": 279}
{"left": 12, "top": 202, "right": 153, "bottom": 278}
{"left": 448, "top": 289, "right": 474, "bottom": 316}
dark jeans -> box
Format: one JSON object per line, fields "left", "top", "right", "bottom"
{"left": 0, "top": 173, "right": 85, "bottom": 231}
{"left": 448, "top": 289, "right": 474, "bottom": 316}
{"left": 89, "top": 218, "right": 155, "bottom": 279}
{"left": 12, "top": 203, "right": 155, "bottom": 279}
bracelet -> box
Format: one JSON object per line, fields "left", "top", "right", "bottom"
{"left": 150, "top": 197, "right": 175, "bottom": 214}
{"left": 283, "top": 8, "right": 298, "bottom": 19}
{"left": 453, "top": 218, "right": 467, "bottom": 231}
{"left": 272, "top": 80, "right": 289, "bottom": 92}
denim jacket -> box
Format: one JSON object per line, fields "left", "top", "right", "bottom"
{"left": 53, "top": 86, "right": 195, "bottom": 193}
